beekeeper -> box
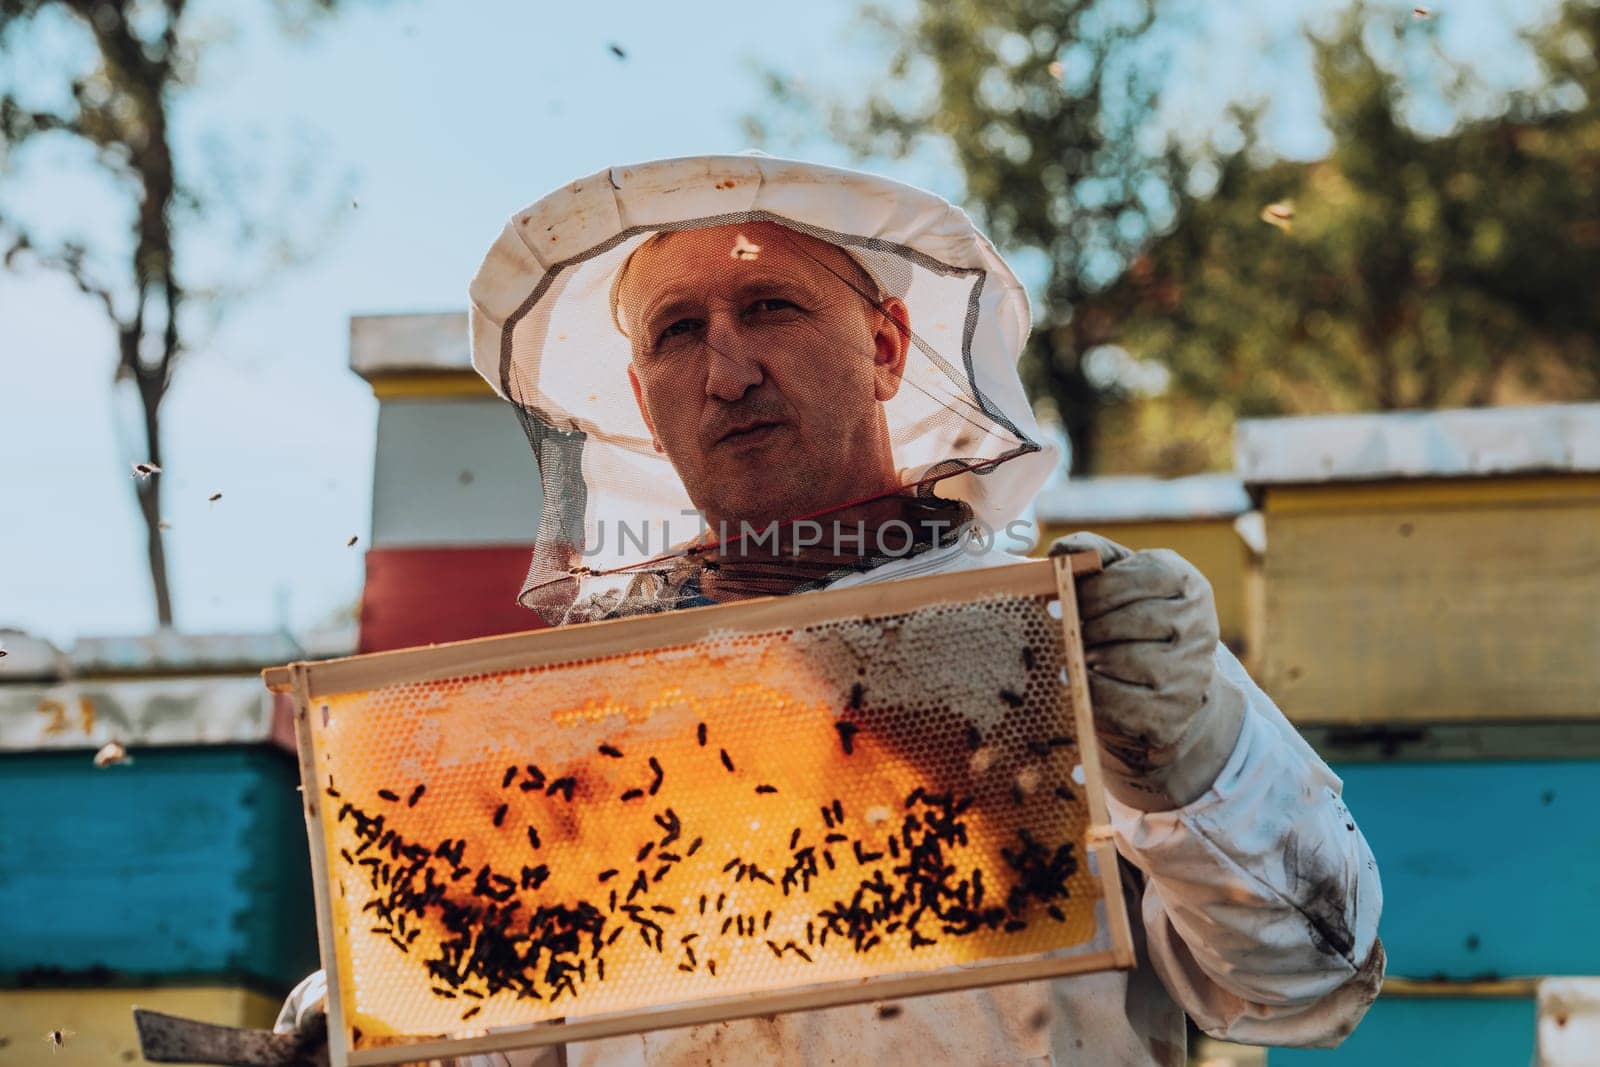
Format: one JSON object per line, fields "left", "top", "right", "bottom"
{"left": 278, "top": 154, "right": 1383, "bottom": 1065}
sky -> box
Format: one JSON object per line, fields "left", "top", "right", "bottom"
{"left": 0, "top": 0, "right": 1563, "bottom": 647}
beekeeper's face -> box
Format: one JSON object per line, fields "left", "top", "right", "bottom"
{"left": 619, "top": 222, "right": 911, "bottom": 529}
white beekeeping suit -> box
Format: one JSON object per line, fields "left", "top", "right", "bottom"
{"left": 279, "top": 153, "right": 1383, "bottom": 1065}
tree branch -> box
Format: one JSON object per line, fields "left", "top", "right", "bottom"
{"left": 0, "top": 223, "right": 125, "bottom": 326}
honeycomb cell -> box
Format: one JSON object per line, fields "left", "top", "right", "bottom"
{"left": 310, "top": 593, "right": 1102, "bottom": 1049}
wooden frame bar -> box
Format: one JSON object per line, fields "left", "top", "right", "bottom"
{"left": 267, "top": 554, "right": 1130, "bottom": 1066}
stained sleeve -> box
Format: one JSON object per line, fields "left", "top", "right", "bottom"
{"left": 1106, "top": 645, "right": 1386, "bottom": 1047}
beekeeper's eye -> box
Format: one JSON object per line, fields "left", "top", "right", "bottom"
{"left": 746, "top": 297, "right": 800, "bottom": 318}
{"left": 656, "top": 317, "right": 704, "bottom": 347}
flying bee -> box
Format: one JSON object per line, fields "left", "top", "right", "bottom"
{"left": 131, "top": 462, "right": 161, "bottom": 479}
{"left": 44, "top": 1028, "right": 73, "bottom": 1052}
{"left": 1047, "top": 60, "right": 1065, "bottom": 80}
{"left": 1259, "top": 201, "right": 1295, "bottom": 233}
{"left": 347, "top": 535, "right": 359, "bottom": 547}
{"left": 1412, "top": 6, "right": 1432, "bottom": 17}
{"left": 730, "top": 234, "right": 762, "bottom": 261}
{"left": 158, "top": 519, "right": 172, "bottom": 530}
{"left": 208, "top": 492, "right": 223, "bottom": 503}
{"left": 94, "top": 740, "right": 130, "bottom": 768}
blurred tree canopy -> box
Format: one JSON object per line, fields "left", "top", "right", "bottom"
{"left": 0, "top": 0, "right": 360, "bottom": 627}
{"left": 795, "top": 0, "right": 1600, "bottom": 474}
{"left": 1119, "top": 2, "right": 1600, "bottom": 435}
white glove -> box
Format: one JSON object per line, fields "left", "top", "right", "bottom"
{"left": 1051, "top": 531, "right": 1245, "bottom": 811}
{"left": 273, "top": 969, "right": 327, "bottom": 1036}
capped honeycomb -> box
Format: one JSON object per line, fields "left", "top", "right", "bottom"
{"left": 308, "top": 592, "right": 1102, "bottom": 1049}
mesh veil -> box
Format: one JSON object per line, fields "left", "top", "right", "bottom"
{"left": 469, "top": 155, "right": 1058, "bottom": 623}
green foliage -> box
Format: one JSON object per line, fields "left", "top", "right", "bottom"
{"left": 807, "top": 0, "right": 1184, "bottom": 473}
{"left": 804, "top": 0, "right": 1599, "bottom": 472}
{"left": 1120, "top": 3, "right": 1600, "bottom": 420}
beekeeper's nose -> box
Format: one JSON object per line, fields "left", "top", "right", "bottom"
{"left": 703, "top": 314, "right": 765, "bottom": 402}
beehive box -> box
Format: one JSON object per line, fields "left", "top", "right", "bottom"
{"left": 264, "top": 555, "right": 1131, "bottom": 1066}
{"left": 1237, "top": 404, "right": 1600, "bottom": 724}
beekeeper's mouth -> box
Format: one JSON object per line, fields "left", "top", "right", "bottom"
{"left": 714, "top": 419, "right": 787, "bottom": 448}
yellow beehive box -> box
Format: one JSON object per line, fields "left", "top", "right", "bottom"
{"left": 1032, "top": 474, "right": 1259, "bottom": 658}
{"left": 1237, "top": 404, "right": 1600, "bottom": 725}
{"left": 0, "top": 986, "right": 280, "bottom": 1066}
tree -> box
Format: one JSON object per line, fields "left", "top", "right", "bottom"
{"left": 0, "top": 0, "right": 356, "bottom": 627}
{"left": 768, "top": 0, "right": 1599, "bottom": 474}
{"left": 1115, "top": 2, "right": 1600, "bottom": 422}
{"left": 762, "top": 0, "right": 1187, "bottom": 473}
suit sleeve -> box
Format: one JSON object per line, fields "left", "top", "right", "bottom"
{"left": 1106, "top": 645, "right": 1386, "bottom": 1047}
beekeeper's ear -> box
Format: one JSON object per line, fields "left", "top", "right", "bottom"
{"left": 627, "top": 363, "right": 665, "bottom": 453}
{"left": 872, "top": 297, "right": 910, "bottom": 402}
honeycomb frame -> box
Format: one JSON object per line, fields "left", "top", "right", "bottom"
{"left": 265, "top": 555, "right": 1133, "bottom": 1067}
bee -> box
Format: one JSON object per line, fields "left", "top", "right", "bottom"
{"left": 93, "top": 740, "right": 130, "bottom": 768}
{"left": 44, "top": 1029, "right": 73, "bottom": 1051}
{"left": 1046, "top": 61, "right": 1065, "bottom": 81}
{"left": 1412, "top": 5, "right": 1432, "bottom": 17}
{"left": 208, "top": 492, "right": 223, "bottom": 503}
{"left": 969, "top": 746, "right": 996, "bottom": 776}
{"left": 608, "top": 42, "right": 627, "bottom": 59}
{"left": 1260, "top": 201, "right": 1295, "bottom": 233}
{"left": 347, "top": 535, "right": 359, "bottom": 548}
{"left": 131, "top": 462, "right": 161, "bottom": 479}
{"left": 158, "top": 519, "right": 172, "bottom": 530}
{"left": 730, "top": 234, "right": 762, "bottom": 260}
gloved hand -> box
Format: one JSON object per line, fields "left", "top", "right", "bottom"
{"left": 1050, "top": 531, "right": 1245, "bottom": 812}
{"left": 273, "top": 969, "right": 327, "bottom": 1038}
